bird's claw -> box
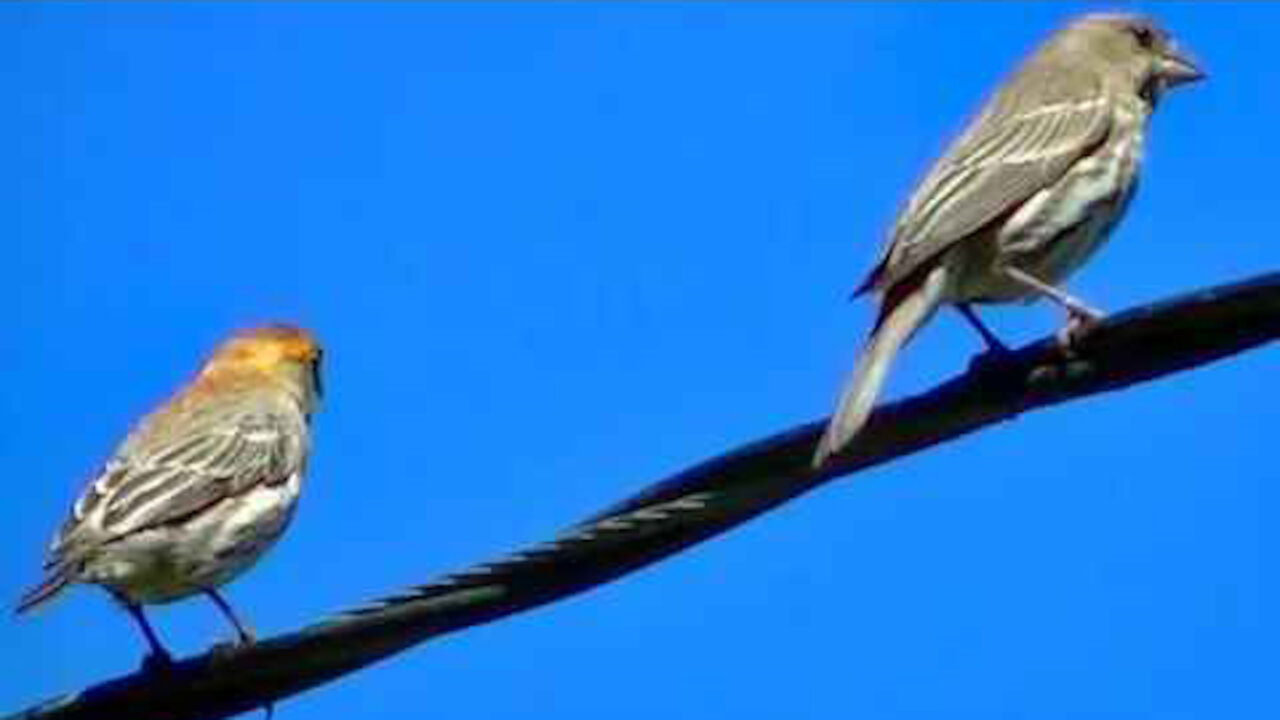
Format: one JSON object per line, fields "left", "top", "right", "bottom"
{"left": 140, "top": 649, "right": 175, "bottom": 674}
{"left": 1055, "top": 309, "right": 1104, "bottom": 351}
{"left": 205, "top": 633, "right": 275, "bottom": 718}
{"left": 967, "top": 343, "right": 1017, "bottom": 374}
{"left": 208, "top": 639, "right": 240, "bottom": 658}
{"left": 208, "top": 632, "right": 255, "bottom": 659}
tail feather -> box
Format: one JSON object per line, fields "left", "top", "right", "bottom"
{"left": 15, "top": 569, "right": 73, "bottom": 615}
{"left": 814, "top": 265, "right": 948, "bottom": 467}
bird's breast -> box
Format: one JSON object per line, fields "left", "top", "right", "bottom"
{"left": 951, "top": 120, "right": 1145, "bottom": 305}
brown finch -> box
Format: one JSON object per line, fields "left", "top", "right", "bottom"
{"left": 814, "top": 13, "right": 1203, "bottom": 467}
{"left": 17, "top": 324, "right": 322, "bottom": 665}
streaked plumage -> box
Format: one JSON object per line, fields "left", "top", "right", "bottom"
{"left": 18, "top": 324, "right": 322, "bottom": 664}
{"left": 814, "top": 13, "right": 1203, "bottom": 466}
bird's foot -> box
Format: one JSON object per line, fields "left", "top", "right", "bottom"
{"left": 208, "top": 630, "right": 256, "bottom": 659}
{"left": 1055, "top": 309, "right": 1105, "bottom": 352}
{"left": 208, "top": 640, "right": 238, "bottom": 658}
{"left": 966, "top": 333, "right": 1021, "bottom": 376}
{"left": 139, "top": 649, "right": 175, "bottom": 674}
{"left": 968, "top": 341, "right": 1016, "bottom": 371}
{"left": 207, "top": 630, "right": 276, "bottom": 717}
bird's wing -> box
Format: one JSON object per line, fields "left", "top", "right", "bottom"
{"left": 859, "top": 71, "right": 1114, "bottom": 294}
{"left": 48, "top": 408, "right": 304, "bottom": 565}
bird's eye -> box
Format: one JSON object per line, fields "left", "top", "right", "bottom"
{"left": 1130, "top": 25, "right": 1156, "bottom": 49}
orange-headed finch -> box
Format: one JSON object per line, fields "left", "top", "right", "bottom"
{"left": 17, "top": 324, "right": 322, "bottom": 664}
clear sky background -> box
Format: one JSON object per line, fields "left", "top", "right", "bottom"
{"left": 4, "top": 3, "right": 1273, "bottom": 718}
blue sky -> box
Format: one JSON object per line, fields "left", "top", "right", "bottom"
{"left": 3, "top": 3, "right": 1273, "bottom": 718}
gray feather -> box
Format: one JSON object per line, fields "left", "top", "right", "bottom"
{"left": 815, "top": 265, "right": 949, "bottom": 466}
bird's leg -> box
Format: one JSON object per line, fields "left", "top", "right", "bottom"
{"left": 955, "top": 303, "right": 1012, "bottom": 354}
{"left": 113, "top": 593, "right": 174, "bottom": 671}
{"left": 1000, "top": 265, "right": 1104, "bottom": 320}
{"left": 999, "top": 265, "right": 1103, "bottom": 346}
{"left": 205, "top": 589, "right": 275, "bottom": 720}
{"left": 205, "top": 589, "right": 255, "bottom": 645}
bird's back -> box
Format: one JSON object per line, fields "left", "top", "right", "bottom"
{"left": 858, "top": 29, "right": 1115, "bottom": 297}
{"left": 46, "top": 381, "right": 308, "bottom": 575}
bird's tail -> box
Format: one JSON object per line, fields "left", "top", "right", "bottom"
{"left": 15, "top": 568, "right": 73, "bottom": 615}
{"left": 813, "top": 265, "right": 948, "bottom": 467}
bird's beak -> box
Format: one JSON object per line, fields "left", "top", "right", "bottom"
{"left": 1159, "top": 45, "right": 1206, "bottom": 87}
{"left": 311, "top": 359, "right": 324, "bottom": 402}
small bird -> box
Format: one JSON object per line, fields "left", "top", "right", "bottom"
{"left": 17, "top": 324, "right": 323, "bottom": 666}
{"left": 814, "top": 13, "right": 1203, "bottom": 467}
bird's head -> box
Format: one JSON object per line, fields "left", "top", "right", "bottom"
{"left": 203, "top": 324, "right": 324, "bottom": 410}
{"left": 1066, "top": 14, "right": 1205, "bottom": 106}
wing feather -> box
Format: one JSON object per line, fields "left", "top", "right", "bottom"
{"left": 105, "top": 412, "right": 300, "bottom": 531}
{"left": 48, "top": 406, "right": 305, "bottom": 566}
{"left": 859, "top": 68, "right": 1113, "bottom": 294}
